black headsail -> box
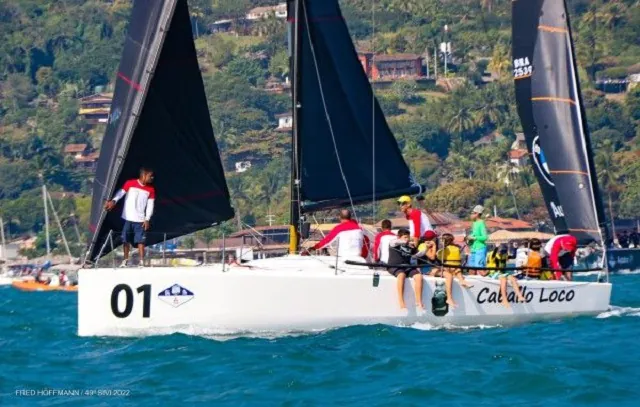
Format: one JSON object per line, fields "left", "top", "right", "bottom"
{"left": 512, "top": 0, "right": 607, "bottom": 245}
{"left": 289, "top": 0, "right": 422, "bottom": 215}
{"left": 87, "top": 0, "right": 234, "bottom": 261}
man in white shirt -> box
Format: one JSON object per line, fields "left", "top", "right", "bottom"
{"left": 105, "top": 168, "right": 156, "bottom": 267}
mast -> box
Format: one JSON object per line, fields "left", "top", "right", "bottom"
{"left": 42, "top": 183, "right": 51, "bottom": 258}
{"left": 0, "top": 216, "right": 6, "bottom": 268}
{"left": 288, "top": 0, "right": 302, "bottom": 254}
{"left": 47, "top": 191, "right": 73, "bottom": 263}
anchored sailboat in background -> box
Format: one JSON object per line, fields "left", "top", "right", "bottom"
{"left": 78, "top": 0, "right": 611, "bottom": 337}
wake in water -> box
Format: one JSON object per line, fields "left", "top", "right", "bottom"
{"left": 596, "top": 305, "right": 640, "bottom": 319}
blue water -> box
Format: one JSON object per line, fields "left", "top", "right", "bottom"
{"left": 1, "top": 275, "right": 639, "bottom": 406}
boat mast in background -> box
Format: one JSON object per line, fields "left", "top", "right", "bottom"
{"left": 41, "top": 183, "right": 51, "bottom": 259}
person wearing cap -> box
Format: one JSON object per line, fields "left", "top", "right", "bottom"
{"left": 373, "top": 219, "right": 396, "bottom": 263}
{"left": 311, "top": 209, "right": 370, "bottom": 260}
{"left": 544, "top": 234, "right": 578, "bottom": 281}
{"left": 467, "top": 205, "right": 488, "bottom": 273}
{"left": 414, "top": 230, "right": 438, "bottom": 273}
{"left": 397, "top": 195, "right": 434, "bottom": 247}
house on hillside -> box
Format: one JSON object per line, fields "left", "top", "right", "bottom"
{"left": 275, "top": 112, "right": 293, "bottom": 132}
{"left": 474, "top": 131, "right": 505, "bottom": 147}
{"left": 511, "top": 133, "right": 527, "bottom": 150}
{"left": 78, "top": 93, "right": 112, "bottom": 125}
{"left": 63, "top": 144, "right": 89, "bottom": 159}
{"left": 508, "top": 149, "right": 528, "bottom": 167}
{"left": 75, "top": 152, "right": 100, "bottom": 171}
{"left": 358, "top": 52, "right": 423, "bottom": 81}
{"left": 246, "top": 3, "right": 287, "bottom": 20}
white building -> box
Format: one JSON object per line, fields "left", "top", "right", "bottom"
{"left": 275, "top": 112, "right": 293, "bottom": 132}
{"left": 246, "top": 3, "right": 287, "bottom": 20}
{"left": 235, "top": 161, "right": 252, "bottom": 173}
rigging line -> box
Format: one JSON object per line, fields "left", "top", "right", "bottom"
{"left": 371, "top": 0, "right": 376, "bottom": 225}
{"left": 301, "top": 0, "right": 359, "bottom": 222}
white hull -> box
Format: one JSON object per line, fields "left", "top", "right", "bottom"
{"left": 0, "top": 276, "right": 14, "bottom": 286}
{"left": 78, "top": 255, "right": 612, "bottom": 337}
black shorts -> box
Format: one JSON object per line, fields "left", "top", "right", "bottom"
{"left": 389, "top": 268, "right": 421, "bottom": 278}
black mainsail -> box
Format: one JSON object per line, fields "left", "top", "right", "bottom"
{"left": 87, "top": 0, "right": 234, "bottom": 261}
{"left": 288, "top": 0, "right": 423, "bottom": 216}
{"left": 512, "top": 0, "right": 607, "bottom": 245}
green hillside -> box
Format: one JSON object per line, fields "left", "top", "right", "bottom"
{"left": 1, "top": 0, "right": 639, "bottom": 257}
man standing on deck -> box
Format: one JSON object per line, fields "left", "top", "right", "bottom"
{"left": 310, "top": 209, "right": 369, "bottom": 260}
{"left": 104, "top": 168, "right": 156, "bottom": 267}
{"left": 397, "top": 195, "right": 433, "bottom": 247}
{"left": 467, "top": 205, "right": 488, "bottom": 273}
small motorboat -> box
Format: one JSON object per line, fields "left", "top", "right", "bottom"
{"left": 12, "top": 280, "right": 78, "bottom": 292}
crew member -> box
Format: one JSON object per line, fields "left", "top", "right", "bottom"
{"left": 544, "top": 234, "right": 578, "bottom": 281}
{"left": 105, "top": 167, "right": 156, "bottom": 268}
{"left": 311, "top": 209, "right": 369, "bottom": 260}
{"left": 397, "top": 195, "right": 434, "bottom": 246}
{"left": 373, "top": 219, "right": 396, "bottom": 263}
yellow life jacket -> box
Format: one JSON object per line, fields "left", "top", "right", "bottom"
{"left": 525, "top": 251, "right": 542, "bottom": 277}
{"left": 436, "top": 244, "right": 461, "bottom": 266}
{"left": 486, "top": 250, "right": 508, "bottom": 269}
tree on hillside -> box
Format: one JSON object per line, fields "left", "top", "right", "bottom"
{"left": 596, "top": 140, "right": 621, "bottom": 230}
{"left": 268, "top": 50, "right": 289, "bottom": 80}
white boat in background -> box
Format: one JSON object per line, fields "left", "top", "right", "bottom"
{"left": 78, "top": 0, "right": 613, "bottom": 336}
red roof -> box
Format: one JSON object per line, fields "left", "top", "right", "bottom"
{"left": 374, "top": 53, "right": 421, "bottom": 62}
{"left": 509, "top": 149, "right": 528, "bottom": 159}
{"left": 74, "top": 152, "right": 99, "bottom": 162}
{"left": 486, "top": 216, "right": 532, "bottom": 230}
{"left": 64, "top": 144, "right": 88, "bottom": 154}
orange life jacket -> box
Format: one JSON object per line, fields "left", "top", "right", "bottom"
{"left": 525, "top": 251, "right": 542, "bottom": 278}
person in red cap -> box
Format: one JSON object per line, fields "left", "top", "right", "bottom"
{"left": 544, "top": 234, "right": 578, "bottom": 281}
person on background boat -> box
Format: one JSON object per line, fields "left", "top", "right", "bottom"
{"left": 397, "top": 195, "right": 433, "bottom": 247}
{"left": 618, "top": 231, "right": 630, "bottom": 248}
{"left": 630, "top": 230, "right": 640, "bottom": 248}
{"left": 59, "top": 271, "right": 69, "bottom": 286}
{"left": 436, "top": 233, "right": 473, "bottom": 308}
{"left": 544, "top": 234, "right": 578, "bottom": 281}
{"left": 487, "top": 243, "right": 526, "bottom": 307}
{"left": 310, "top": 209, "right": 369, "bottom": 260}
{"left": 386, "top": 228, "right": 424, "bottom": 310}
{"left": 104, "top": 167, "right": 156, "bottom": 268}
{"left": 373, "top": 219, "right": 395, "bottom": 263}
{"left": 466, "top": 205, "right": 488, "bottom": 273}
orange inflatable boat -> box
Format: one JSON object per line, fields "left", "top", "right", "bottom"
{"left": 11, "top": 280, "right": 78, "bottom": 292}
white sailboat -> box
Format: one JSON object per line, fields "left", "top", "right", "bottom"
{"left": 78, "top": 0, "right": 611, "bottom": 337}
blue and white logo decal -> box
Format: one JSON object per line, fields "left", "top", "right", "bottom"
{"left": 108, "top": 107, "right": 121, "bottom": 126}
{"left": 158, "top": 284, "right": 194, "bottom": 308}
{"left": 532, "top": 136, "right": 554, "bottom": 186}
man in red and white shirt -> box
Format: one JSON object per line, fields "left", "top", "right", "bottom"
{"left": 311, "top": 209, "right": 369, "bottom": 260}
{"left": 105, "top": 168, "right": 156, "bottom": 267}
{"left": 544, "top": 234, "right": 578, "bottom": 281}
{"left": 373, "top": 219, "right": 396, "bottom": 263}
{"left": 397, "top": 195, "right": 434, "bottom": 247}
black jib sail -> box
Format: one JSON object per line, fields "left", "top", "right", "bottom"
{"left": 512, "top": 0, "right": 607, "bottom": 244}
{"left": 87, "top": 0, "right": 234, "bottom": 261}
{"left": 290, "top": 0, "right": 423, "bottom": 214}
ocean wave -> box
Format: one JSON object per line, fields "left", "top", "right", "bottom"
{"left": 407, "top": 322, "right": 502, "bottom": 331}
{"left": 596, "top": 305, "right": 640, "bottom": 319}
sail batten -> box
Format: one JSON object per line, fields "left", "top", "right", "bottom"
{"left": 513, "top": 0, "right": 607, "bottom": 245}
{"left": 87, "top": 0, "right": 234, "bottom": 261}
